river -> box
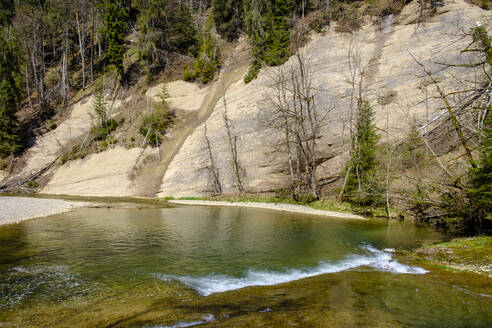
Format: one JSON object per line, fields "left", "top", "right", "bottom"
{"left": 0, "top": 203, "right": 490, "bottom": 327}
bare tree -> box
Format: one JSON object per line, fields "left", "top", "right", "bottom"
{"left": 222, "top": 90, "right": 246, "bottom": 195}
{"left": 203, "top": 123, "right": 222, "bottom": 195}
{"left": 266, "top": 52, "right": 331, "bottom": 200}
{"left": 339, "top": 38, "right": 377, "bottom": 198}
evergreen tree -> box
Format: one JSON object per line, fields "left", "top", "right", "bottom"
{"left": 134, "top": 0, "right": 196, "bottom": 78}
{"left": 103, "top": 0, "right": 128, "bottom": 76}
{"left": 400, "top": 118, "right": 425, "bottom": 168}
{"left": 243, "top": 0, "right": 292, "bottom": 82}
{"left": 344, "top": 101, "right": 381, "bottom": 205}
{"left": 139, "top": 84, "right": 174, "bottom": 146}
{"left": 468, "top": 111, "right": 492, "bottom": 224}
{"left": 0, "top": 31, "right": 22, "bottom": 157}
{"left": 212, "top": 0, "right": 243, "bottom": 41}
{"left": 264, "top": 0, "right": 291, "bottom": 66}
{"left": 185, "top": 15, "right": 219, "bottom": 84}
{"left": 0, "top": 0, "right": 15, "bottom": 27}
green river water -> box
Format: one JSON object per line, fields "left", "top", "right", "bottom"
{"left": 0, "top": 203, "right": 491, "bottom": 327}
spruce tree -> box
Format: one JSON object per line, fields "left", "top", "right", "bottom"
{"left": 264, "top": 0, "right": 291, "bottom": 66}
{"left": 104, "top": 0, "right": 128, "bottom": 76}
{"left": 212, "top": 0, "right": 243, "bottom": 41}
{"left": 0, "top": 0, "right": 15, "bottom": 27}
{"left": 190, "top": 15, "right": 219, "bottom": 84}
{"left": 468, "top": 111, "right": 492, "bottom": 223}
{"left": 344, "top": 101, "right": 381, "bottom": 205}
{"left": 0, "top": 31, "right": 22, "bottom": 157}
{"left": 135, "top": 0, "right": 196, "bottom": 78}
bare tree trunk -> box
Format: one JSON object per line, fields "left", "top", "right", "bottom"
{"left": 91, "top": 2, "right": 95, "bottom": 85}
{"left": 385, "top": 103, "right": 391, "bottom": 219}
{"left": 25, "top": 66, "right": 34, "bottom": 112}
{"left": 40, "top": 31, "right": 45, "bottom": 107}
{"left": 409, "top": 50, "right": 476, "bottom": 168}
{"left": 76, "top": 13, "right": 86, "bottom": 89}
{"left": 61, "top": 50, "right": 67, "bottom": 103}
{"left": 204, "top": 124, "right": 222, "bottom": 195}
{"left": 223, "top": 92, "right": 245, "bottom": 195}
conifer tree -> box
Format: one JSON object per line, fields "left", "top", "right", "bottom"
{"left": 344, "top": 101, "right": 381, "bottom": 205}
{"left": 135, "top": 0, "right": 196, "bottom": 78}
{"left": 0, "top": 31, "right": 22, "bottom": 157}
{"left": 187, "top": 15, "right": 219, "bottom": 84}
{"left": 103, "top": 0, "right": 128, "bottom": 76}
{"left": 468, "top": 111, "right": 492, "bottom": 224}
{"left": 212, "top": 0, "right": 243, "bottom": 41}
{"left": 264, "top": 0, "right": 291, "bottom": 66}
{"left": 0, "top": 0, "right": 15, "bottom": 27}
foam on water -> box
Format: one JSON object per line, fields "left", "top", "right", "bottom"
{"left": 156, "top": 245, "right": 427, "bottom": 296}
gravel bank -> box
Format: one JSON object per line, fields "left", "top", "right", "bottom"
{"left": 0, "top": 197, "right": 90, "bottom": 225}
{"left": 169, "top": 200, "right": 367, "bottom": 220}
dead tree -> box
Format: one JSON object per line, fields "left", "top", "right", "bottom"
{"left": 266, "top": 52, "right": 330, "bottom": 200}
{"left": 409, "top": 50, "right": 477, "bottom": 168}
{"left": 204, "top": 123, "right": 222, "bottom": 195}
{"left": 222, "top": 91, "right": 246, "bottom": 195}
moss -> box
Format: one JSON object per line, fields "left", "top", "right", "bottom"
{"left": 3, "top": 269, "right": 492, "bottom": 327}
{"left": 416, "top": 237, "right": 492, "bottom": 276}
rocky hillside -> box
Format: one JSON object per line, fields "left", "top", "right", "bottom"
{"left": 0, "top": 0, "right": 490, "bottom": 202}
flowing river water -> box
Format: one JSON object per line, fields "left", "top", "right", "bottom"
{"left": 0, "top": 203, "right": 491, "bottom": 327}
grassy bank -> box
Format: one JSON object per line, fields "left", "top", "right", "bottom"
{"left": 414, "top": 236, "right": 492, "bottom": 276}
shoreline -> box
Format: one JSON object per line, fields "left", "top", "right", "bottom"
{"left": 169, "top": 200, "right": 367, "bottom": 220}
{"left": 0, "top": 196, "right": 90, "bottom": 226}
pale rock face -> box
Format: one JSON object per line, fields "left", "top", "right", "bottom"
{"left": 146, "top": 80, "right": 210, "bottom": 112}
{"left": 19, "top": 96, "right": 124, "bottom": 177}
{"left": 16, "top": 0, "right": 488, "bottom": 198}
{"left": 158, "top": 0, "right": 488, "bottom": 197}
{"left": 42, "top": 146, "right": 158, "bottom": 197}
{"left": 20, "top": 97, "right": 96, "bottom": 177}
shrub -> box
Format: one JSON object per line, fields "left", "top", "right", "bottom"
{"left": 90, "top": 119, "right": 118, "bottom": 141}
{"left": 26, "top": 180, "right": 39, "bottom": 188}
{"left": 183, "top": 65, "right": 196, "bottom": 82}
{"left": 244, "top": 61, "right": 261, "bottom": 84}
{"left": 139, "top": 108, "right": 174, "bottom": 146}
{"left": 49, "top": 120, "right": 57, "bottom": 130}
{"left": 139, "top": 84, "right": 174, "bottom": 146}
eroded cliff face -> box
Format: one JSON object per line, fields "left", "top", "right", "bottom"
{"left": 2, "top": 0, "right": 487, "bottom": 198}
{"left": 157, "top": 0, "right": 488, "bottom": 197}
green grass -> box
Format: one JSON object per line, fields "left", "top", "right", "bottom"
{"left": 417, "top": 236, "right": 492, "bottom": 276}
{"left": 424, "top": 236, "right": 492, "bottom": 250}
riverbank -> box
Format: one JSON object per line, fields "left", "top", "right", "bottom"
{"left": 414, "top": 237, "right": 492, "bottom": 277}
{"left": 0, "top": 196, "right": 90, "bottom": 225}
{"left": 168, "top": 199, "right": 367, "bottom": 220}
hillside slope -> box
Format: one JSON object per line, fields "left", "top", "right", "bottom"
{"left": 158, "top": 0, "right": 488, "bottom": 197}
{"left": 1, "top": 0, "right": 488, "bottom": 198}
